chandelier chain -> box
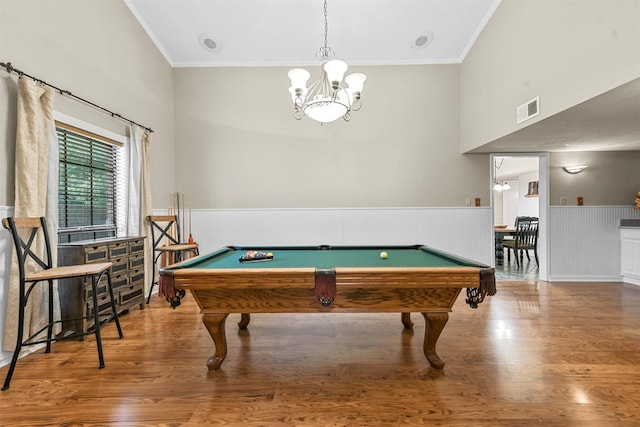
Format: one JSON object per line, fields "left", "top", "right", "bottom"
{"left": 317, "top": 0, "right": 334, "bottom": 61}
{"left": 323, "top": 0, "right": 328, "bottom": 52}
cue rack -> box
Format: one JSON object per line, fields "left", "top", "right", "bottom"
{"left": 163, "top": 192, "right": 196, "bottom": 266}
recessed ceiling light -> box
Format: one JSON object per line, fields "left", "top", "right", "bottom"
{"left": 413, "top": 30, "right": 434, "bottom": 49}
{"left": 198, "top": 33, "right": 221, "bottom": 52}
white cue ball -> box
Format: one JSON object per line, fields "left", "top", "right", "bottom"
{"left": 380, "top": 251, "right": 388, "bottom": 259}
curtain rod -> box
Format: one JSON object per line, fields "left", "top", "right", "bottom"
{"left": 0, "top": 61, "right": 153, "bottom": 133}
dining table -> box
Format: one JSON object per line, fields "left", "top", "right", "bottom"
{"left": 494, "top": 226, "right": 517, "bottom": 266}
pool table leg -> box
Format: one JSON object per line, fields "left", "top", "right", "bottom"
{"left": 401, "top": 312, "right": 413, "bottom": 329}
{"left": 238, "top": 313, "right": 251, "bottom": 329}
{"left": 202, "top": 313, "right": 229, "bottom": 371}
{"left": 421, "top": 312, "right": 448, "bottom": 369}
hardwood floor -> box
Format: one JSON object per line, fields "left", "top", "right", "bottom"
{"left": 1, "top": 280, "right": 639, "bottom": 426}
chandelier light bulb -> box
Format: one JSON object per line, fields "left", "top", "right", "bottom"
{"left": 323, "top": 60, "right": 348, "bottom": 89}
{"left": 336, "top": 89, "right": 349, "bottom": 104}
{"left": 287, "top": 68, "right": 311, "bottom": 91}
{"left": 345, "top": 73, "right": 366, "bottom": 94}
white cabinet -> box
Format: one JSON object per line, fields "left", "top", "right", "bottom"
{"left": 620, "top": 227, "right": 640, "bottom": 286}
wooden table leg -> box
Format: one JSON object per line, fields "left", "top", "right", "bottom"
{"left": 401, "top": 312, "right": 413, "bottom": 329}
{"left": 237, "top": 313, "right": 251, "bottom": 329}
{"left": 202, "top": 313, "right": 229, "bottom": 371}
{"left": 421, "top": 312, "right": 449, "bottom": 369}
{"left": 495, "top": 236, "right": 505, "bottom": 265}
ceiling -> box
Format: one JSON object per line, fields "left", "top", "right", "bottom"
{"left": 493, "top": 157, "right": 539, "bottom": 181}
{"left": 123, "top": 0, "right": 500, "bottom": 67}
{"left": 123, "top": 0, "right": 639, "bottom": 154}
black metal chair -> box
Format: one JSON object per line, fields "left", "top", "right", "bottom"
{"left": 503, "top": 216, "right": 539, "bottom": 268}
{"left": 146, "top": 215, "right": 199, "bottom": 304}
{"left": 2, "top": 216, "right": 123, "bottom": 391}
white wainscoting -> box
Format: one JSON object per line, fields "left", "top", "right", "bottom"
{"left": 0, "top": 206, "right": 14, "bottom": 367}
{"left": 548, "top": 206, "right": 640, "bottom": 282}
{"left": 161, "top": 207, "right": 495, "bottom": 266}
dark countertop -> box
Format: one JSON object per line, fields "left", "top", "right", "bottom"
{"left": 620, "top": 219, "right": 640, "bottom": 228}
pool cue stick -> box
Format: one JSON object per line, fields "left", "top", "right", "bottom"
{"left": 182, "top": 192, "right": 186, "bottom": 244}
{"left": 169, "top": 193, "right": 174, "bottom": 241}
{"left": 188, "top": 207, "right": 194, "bottom": 245}
{"left": 171, "top": 192, "right": 177, "bottom": 241}
{"left": 167, "top": 192, "right": 172, "bottom": 253}
{"left": 175, "top": 191, "right": 180, "bottom": 243}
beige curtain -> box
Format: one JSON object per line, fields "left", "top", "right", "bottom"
{"left": 3, "top": 78, "right": 57, "bottom": 352}
{"left": 142, "top": 132, "right": 153, "bottom": 297}
{"left": 128, "top": 126, "right": 153, "bottom": 297}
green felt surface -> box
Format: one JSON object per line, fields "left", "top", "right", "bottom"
{"left": 172, "top": 245, "right": 480, "bottom": 271}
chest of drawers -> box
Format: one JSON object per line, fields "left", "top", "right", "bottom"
{"left": 58, "top": 236, "right": 145, "bottom": 336}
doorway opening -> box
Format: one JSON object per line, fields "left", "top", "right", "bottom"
{"left": 491, "top": 154, "right": 548, "bottom": 281}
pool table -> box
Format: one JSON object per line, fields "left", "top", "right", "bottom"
{"left": 158, "top": 244, "right": 495, "bottom": 371}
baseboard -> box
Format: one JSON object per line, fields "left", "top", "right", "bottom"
{"left": 547, "top": 275, "right": 623, "bottom": 283}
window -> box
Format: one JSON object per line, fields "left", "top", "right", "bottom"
{"left": 57, "top": 124, "right": 122, "bottom": 243}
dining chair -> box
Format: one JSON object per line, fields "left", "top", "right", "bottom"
{"left": 503, "top": 216, "right": 539, "bottom": 268}
{"left": 146, "top": 215, "right": 199, "bottom": 305}
{"left": 2, "top": 216, "right": 123, "bottom": 390}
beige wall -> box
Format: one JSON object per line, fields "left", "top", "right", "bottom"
{"left": 1, "top": 1, "right": 492, "bottom": 212}
{"left": 0, "top": 0, "right": 175, "bottom": 208}
{"left": 550, "top": 151, "right": 640, "bottom": 206}
{"left": 461, "top": 0, "right": 640, "bottom": 152}
{"left": 174, "top": 65, "right": 490, "bottom": 208}
{"left": 3, "top": 1, "right": 635, "bottom": 213}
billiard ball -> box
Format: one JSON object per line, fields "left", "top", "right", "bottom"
{"left": 380, "top": 251, "right": 388, "bottom": 259}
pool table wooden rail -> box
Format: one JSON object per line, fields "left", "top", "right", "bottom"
{"left": 173, "top": 267, "right": 478, "bottom": 313}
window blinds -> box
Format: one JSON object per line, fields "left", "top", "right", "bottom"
{"left": 57, "top": 126, "right": 120, "bottom": 243}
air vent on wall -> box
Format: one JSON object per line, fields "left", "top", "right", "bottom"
{"left": 516, "top": 96, "right": 540, "bottom": 124}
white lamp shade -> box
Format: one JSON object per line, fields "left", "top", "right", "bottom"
{"left": 323, "top": 60, "right": 348, "bottom": 84}
{"left": 336, "top": 89, "right": 349, "bottom": 104}
{"left": 288, "top": 68, "right": 311, "bottom": 89}
{"left": 304, "top": 94, "right": 348, "bottom": 123}
{"left": 305, "top": 101, "right": 348, "bottom": 123}
{"left": 345, "top": 72, "right": 366, "bottom": 93}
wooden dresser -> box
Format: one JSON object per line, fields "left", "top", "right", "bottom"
{"left": 57, "top": 236, "right": 145, "bottom": 336}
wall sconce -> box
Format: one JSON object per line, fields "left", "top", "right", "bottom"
{"left": 563, "top": 165, "right": 588, "bottom": 174}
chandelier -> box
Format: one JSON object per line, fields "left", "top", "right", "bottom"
{"left": 493, "top": 159, "right": 512, "bottom": 192}
{"left": 493, "top": 181, "right": 512, "bottom": 192}
{"left": 287, "top": 0, "right": 366, "bottom": 123}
